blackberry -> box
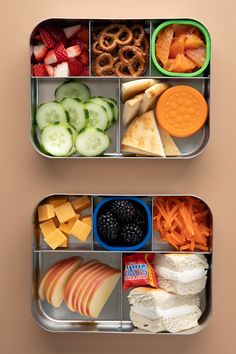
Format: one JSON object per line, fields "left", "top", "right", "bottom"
{"left": 120, "top": 223, "right": 144, "bottom": 246}
{"left": 97, "top": 212, "right": 120, "bottom": 244}
{"left": 133, "top": 208, "right": 147, "bottom": 231}
{"left": 110, "top": 200, "right": 136, "bottom": 223}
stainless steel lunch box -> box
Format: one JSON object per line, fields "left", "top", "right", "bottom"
{"left": 32, "top": 193, "right": 213, "bottom": 334}
{"left": 30, "top": 18, "right": 211, "bottom": 159}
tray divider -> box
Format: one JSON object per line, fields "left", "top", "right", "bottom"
{"left": 118, "top": 78, "right": 121, "bottom": 156}
{"left": 88, "top": 20, "right": 92, "bottom": 77}
{"left": 91, "top": 196, "right": 94, "bottom": 251}
{"left": 151, "top": 195, "right": 154, "bottom": 251}
{"left": 148, "top": 20, "right": 152, "bottom": 77}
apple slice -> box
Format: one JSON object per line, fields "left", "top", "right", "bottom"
{"left": 47, "top": 257, "right": 82, "bottom": 307}
{"left": 39, "top": 257, "right": 77, "bottom": 301}
{"left": 81, "top": 268, "right": 120, "bottom": 318}
{"left": 64, "top": 260, "right": 99, "bottom": 311}
{"left": 76, "top": 264, "right": 115, "bottom": 315}
{"left": 72, "top": 263, "right": 108, "bottom": 312}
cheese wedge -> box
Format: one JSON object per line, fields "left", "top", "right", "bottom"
{"left": 122, "top": 79, "right": 158, "bottom": 101}
{"left": 139, "top": 83, "right": 169, "bottom": 114}
{"left": 159, "top": 127, "right": 181, "bottom": 156}
{"left": 122, "top": 111, "right": 165, "bottom": 157}
{"left": 122, "top": 93, "right": 144, "bottom": 127}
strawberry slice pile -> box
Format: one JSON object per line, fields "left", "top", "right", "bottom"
{"left": 31, "top": 24, "right": 89, "bottom": 77}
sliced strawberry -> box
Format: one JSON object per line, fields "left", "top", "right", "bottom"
{"left": 33, "top": 44, "right": 48, "bottom": 62}
{"left": 80, "top": 65, "right": 89, "bottom": 76}
{"left": 39, "top": 28, "right": 57, "bottom": 49}
{"left": 54, "top": 62, "right": 69, "bottom": 77}
{"left": 78, "top": 51, "right": 89, "bottom": 65}
{"left": 44, "top": 64, "right": 54, "bottom": 77}
{"left": 33, "top": 64, "right": 48, "bottom": 76}
{"left": 64, "top": 25, "right": 81, "bottom": 39}
{"left": 44, "top": 49, "right": 57, "bottom": 65}
{"left": 69, "top": 37, "right": 88, "bottom": 53}
{"left": 45, "top": 25, "right": 68, "bottom": 46}
{"left": 68, "top": 57, "right": 83, "bottom": 76}
{"left": 66, "top": 45, "right": 81, "bottom": 58}
{"left": 77, "top": 26, "right": 89, "bottom": 43}
{"left": 54, "top": 41, "right": 68, "bottom": 63}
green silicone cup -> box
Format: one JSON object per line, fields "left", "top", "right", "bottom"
{"left": 151, "top": 19, "right": 211, "bottom": 77}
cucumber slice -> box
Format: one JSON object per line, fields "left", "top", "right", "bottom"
{"left": 36, "top": 102, "right": 67, "bottom": 130}
{"left": 41, "top": 123, "right": 73, "bottom": 157}
{"left": 103, "top": 97, "right": 118, "bottom": 122}
{"left": 85, "top": 101, "right": 108, "bottom": 130}
{"left": 89, "top": 96, "right": 113, "bottom": 128}
{"left": 75, "top": 128, "right": 110, "bottom": 156}
{"left": 61, "top": 98, "right": 87, "bottom": 132}
{"left": 55, "top": 81, "right": 91, "bottom": 102}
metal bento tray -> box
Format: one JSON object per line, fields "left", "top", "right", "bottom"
{"left": 32, "top": 194, "right": 213, "bottom": 333}
{"left": 30, "top": 18, "right": 211, "bottom": 159}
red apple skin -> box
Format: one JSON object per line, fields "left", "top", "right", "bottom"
{"left": 77, "top": 266, "right": 115, "bottom": 315}
{"left": 46, "top": 257, "right": 81, "bottom": 303}
{"left": 40, "top": 257, "right": 79, "bottom": 301}
{"left": 82, "top": 269, "right": 119, "bottom": 317}
{"left": 64, "top": 260, "right": 99, "bottom": 310}
{"left": 72, "top": 264, "right": 108, "bottom": 313}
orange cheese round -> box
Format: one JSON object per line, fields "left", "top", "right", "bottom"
{"left": 155, "top": 85, "right": 208, "bottom": 138}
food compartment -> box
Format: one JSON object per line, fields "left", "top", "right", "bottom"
{"left": 32, "top": 251, "right": 122, "bottom": 331}
{"left": 31, "top": 77, "right": 120, "bottom": 157}
{"left": 121, "top": 253, "right": 212, "bottom": 334}
{"left": 120, "top": 77, "right": 210, "bottom": 158}
{"left": 150, "top": 19, "right": 211, "bottom": 77}
{"left": 33, "top": 195, "right": 93, "bottom": 250}
{"left": 30, "top": 19, "right": 90, "bottom": 77}
{"left": 152, "top": 196, "right": 213, "bottom": 252}
{"left": 93, "top": 196, "right": 152, "bottom": 251}
{"left": 91, "top": 20, "right": 151, "bottom": 77}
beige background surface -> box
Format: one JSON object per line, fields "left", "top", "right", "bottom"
{"left": 0, "top": 0, "right": 235, "bottom": 353}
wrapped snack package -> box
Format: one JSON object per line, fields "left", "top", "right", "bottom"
{"left": 123, "top": 253, "right": 158, "bottom": 291}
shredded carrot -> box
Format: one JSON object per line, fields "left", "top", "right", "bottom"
{"left": 153, "top": 196, "right": 212, "bottom": 252}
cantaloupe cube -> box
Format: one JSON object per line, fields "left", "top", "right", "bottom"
{"left": 40, "top": 219, "right": 56, "bottom": 238}
{"left": 44, "top": 229, "right": 67, "bottom": 249}
{"left": 71, "top": 196, "right": 91, "bottom": 212}
{"left": 38, "top": 204, "right": 55, "bottom": 222}
{"left": 70, "top": 219, "right": 92, "bottom": 242}
{"left": 55, "top": 202, "right": 76, "bottom": 223}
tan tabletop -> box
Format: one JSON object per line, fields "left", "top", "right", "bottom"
{"left": 1, "top": 0, "right": 235, "bottom": 353}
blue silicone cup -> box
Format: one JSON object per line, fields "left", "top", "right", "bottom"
{"left": 93, "top": 196, "right": 152, "bottom": 251}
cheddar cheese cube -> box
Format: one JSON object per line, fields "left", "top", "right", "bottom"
{"left": 44, "top": 229, "right": 67, "bottom": 250}
{"left": 39, "top": 219, "right": 56, "bottom": 238}
{"left": 59, "top": 237, "right": 68, "bottom": 248}
{"left": 49, "top": 197, "right": 68, "bottom": 208}
{"left": 71, "top": 219, "right": 92, "bottom": 242}
{"left": 38, "top": 204, "right": 55, "bottom": 222}
{"left": 71, "top": 196, "right": 91, "bottom": 212}
{"left": 81, "top": 216, "right": 92, "bottom": 226}
{"left": 54, "top": 202, "right": 76, "bottom": 223}
{"left": 59, "top": 222, "right": 73, "bottom": 235}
